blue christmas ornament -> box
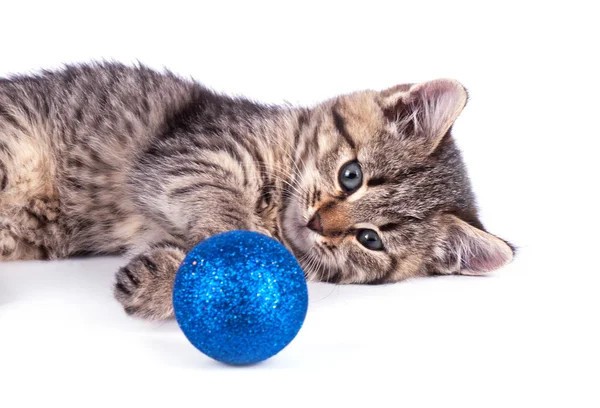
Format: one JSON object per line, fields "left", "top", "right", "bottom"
{"left": 173, "top": 230, "right": 309, "bottom": 365}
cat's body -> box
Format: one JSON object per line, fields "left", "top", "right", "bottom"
{"left": 0, "top": 63, "right": 513, "bottom": 319}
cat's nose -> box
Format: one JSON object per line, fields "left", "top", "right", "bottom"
{"left": 307, "top": 213, "right": 323, "bottom": 234}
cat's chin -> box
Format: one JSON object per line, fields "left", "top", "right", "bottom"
{"left": 281, "top": 200, "right": 316, "bottom": 258}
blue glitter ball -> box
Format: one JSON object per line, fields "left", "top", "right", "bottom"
{"left": 173, "top": 230, "right": 309, "bottom": 365}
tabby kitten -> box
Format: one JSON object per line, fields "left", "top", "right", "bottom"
{"left": 0, "top": 63, "right": 513, "bottom": 319}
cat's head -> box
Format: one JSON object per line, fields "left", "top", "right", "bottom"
{"left": 281, "top": 79, "right": 514, "bottom": 283}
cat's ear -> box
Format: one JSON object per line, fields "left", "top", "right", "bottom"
{"left": 432, "top": 216, "right": 514, "bottom": 276}
{"left": 381, "top": 79, "right": 468, "bottom": 155}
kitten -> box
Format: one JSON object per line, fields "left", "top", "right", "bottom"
{"left": 0, "top": 63, "right": 514, "bottom": 319}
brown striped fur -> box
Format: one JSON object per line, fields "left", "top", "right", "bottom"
{"left": 0, "top": 63, "right": 513, "bottom": 319}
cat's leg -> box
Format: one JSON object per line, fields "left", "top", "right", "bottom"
{"left": 113, "top": 150, "right": 267, "bottom": 319}
{"left": 0, "top": 120, "right": 65, "bottom": 260}
{"left": 113, "top": 210, "right": 260, "bottom": 320}
{"left": 113, "top": 244, "right": 186, "bottom": 319}
{"left": 0, "top": 198, "right": 61, "bottom": 260}
{"left": 0, "top": 225, "right": 45, "bottom": 260}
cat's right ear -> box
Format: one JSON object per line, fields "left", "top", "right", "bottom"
{"left": 380, "top": 79, "right": 468, "bottom": 155}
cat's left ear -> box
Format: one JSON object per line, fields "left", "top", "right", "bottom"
{"left": 432, "top": 216, "right": 514, "bottom": 276}
{"left": 381, "top": 79, "right": 468, "bottom": 155}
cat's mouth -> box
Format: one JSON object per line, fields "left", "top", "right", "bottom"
{"left": 280, "top": 198, "right": 348, "bottom": 283}
{"left": 280, "top": 198, "right": 316, "bottom": 259}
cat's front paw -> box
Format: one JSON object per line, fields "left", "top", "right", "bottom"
{"left": 113, "top": 247, "right": 185, "bottom": 320}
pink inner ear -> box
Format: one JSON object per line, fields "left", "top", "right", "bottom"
{"left": 456, "top": 227, "right": 514, "bottom": 274}
{"left": 463, "top": 242, "right": 512, "bottom": 273}
{"left": 407, "top": 79, "right": 468, "bottom": 140}
{"left": 411, "top": 79, "right": 465, "bottom": 99}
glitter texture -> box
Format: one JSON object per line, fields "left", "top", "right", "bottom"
{"left": 173, "top": 230, "right": 309, "bottom": 365}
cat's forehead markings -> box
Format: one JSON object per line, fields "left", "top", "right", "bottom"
{"left": 331, "top": 104, "right": 356, "bottom": 149}
{"left": 314, "top": 116, "right": 336, "bottom": 153}
{"left": 334, "top": 94, "right": 384, "bottom": 144}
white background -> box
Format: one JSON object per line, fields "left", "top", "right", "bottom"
{"left": 1, "top": 1, "right": 599, "bottom": 407}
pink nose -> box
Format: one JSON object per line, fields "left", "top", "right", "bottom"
{"left": 307, "top": 213, "right": 323, "bottom": 234}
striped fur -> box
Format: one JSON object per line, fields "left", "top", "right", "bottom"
{"left": 0, "top": 63, "right": 513, "bottom": 319}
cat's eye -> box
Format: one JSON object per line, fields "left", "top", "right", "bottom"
{"left": 338, "top": 161, "right": 362, "bottom": 193}
{"left": 356, "top": 229, "right": 384, "bottom": 251}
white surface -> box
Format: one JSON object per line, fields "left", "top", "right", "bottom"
{"left": 1, "top": 1, "right": 599, "bottom": 407}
